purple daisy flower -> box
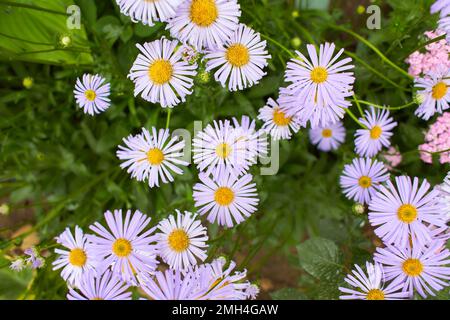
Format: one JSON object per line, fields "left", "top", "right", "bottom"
{"left": 339, "top": 262, "right": 409, "bottom": 300}
{"left": 67, "top": 270, "right": 131, "bottom": 300}
{"left": 340, "top": 158, "right": 390, "bottom": 205}
{"left": 431, "top": 0, "right": 450, "bottom": 17}
{"left": 193, "top": 171, "right": 259, "bottom": 228}
{"left": 368, "top": 176, "right": 447, "bottom": 248}
{"left": 88, "top": 209, "right": 159, "bottom": 284}
{"left": 309, "top": 121, "right": 346, "bottom": 152}
{"left": 74, "top": 74, "right": 111, "bottom": 116}
{"left": 355, "top": 107, "right": 397, "bottom": 158}
{"left": 374, "top": 240, "right": 450, "bottom": 298}
{"left": 280, "top": 42, "right": 355, "bottom": 128}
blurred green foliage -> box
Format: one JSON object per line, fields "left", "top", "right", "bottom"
{"left": 0, "top": 0, "right": 449, "bottom": 300}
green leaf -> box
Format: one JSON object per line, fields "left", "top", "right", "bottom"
{"left": 297, "top": 237, "right": 344, "bottom": 280}
{"left": 0, "top": 0, "right": 93, "bottom": 65}
{"left": 0, "top": 268, "right": 33, "bottom": 300}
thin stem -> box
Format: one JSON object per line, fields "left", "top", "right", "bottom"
{"left": 165, "top": 109, "right": 172, "bottom": 129}
{"left": 352, "top": 94, "right": 364, "bottom": 117}
{"left": 331, "top": 25, "right": 413, "bottom": 80}
{"left": 260, "top": 34, "right": 296, "bottom": 59}
{"left": 351, "top": 99, "right": 416, "bottom": 111}
{"left": 345, "top": 51, "right": 411, "bottom": 92}
{"left": 344, "top": 108, "right": 366, "bottom": 129}
{"left": 406, "top": 34, "right": 446, "bottom": 58}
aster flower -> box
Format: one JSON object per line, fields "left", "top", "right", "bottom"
{"left": 414, "top": 67, "right": 450, "bottom": 120}
{"left": 437, "top": 171, "right": 450, "bottom": 218}
{"left": 354, "top": 107, "right": 397, "bottom": 158}
{"left": 245, "top": 284, "right": 260, "bottom": 300}
{"left": 24, "top": 247, "right": 44, "bottom": 269}
{"left": 374, "top": 240, "right": 450, "bottom": 298}
{"left": 128, "top": 38, "right": 197, "bottom": 108}
{"left": 309, "top": 121, "right": 346, "bottom": 152}
{"left": 431, "top": 0, "right": 450, "bottom": 17}
{"left": 10, "top": 258, "right": 25, "bottom": 272}
{"left": 339, "top": 262, "right": 409, "bottom": 300}
{"left": 438, "top": 17, "right": 450, "bottom": 42}
{"left": 67, "top": 270, "right": 132, "bottom": 300}
{"left": 192, "top": 120, "right": 251, "bottom": 178}
{"left": 232, "top": 115, "right": 268, "bottom": 162}
{"left": 117, "top": 127, "right": 188, "bottom": 188}
{"left": 88, "top": 209, "right": 159, "bottom": 284}
{"left": 52, "top": 226, "right": 96, "bottom": 286}
{"left": 167, "top": 0, "right": 241, "bottom": 50}
{"left": 281, "top": 42, "right": 355, "bottom": 128}
{"left": 74, "top": 74, "right": 111, "bottom": 115}
{"left": 140, "top": 268, "right": 203, "bottom": 300}
{"left": 204, "top": 23, "right": 271, "bottom": 91}
{"left": 368, "top": 176, "right": 447, "bottom": 248}
{"left": 156, "top": 210, "right": 208, "bottom": 270}
{"left": 257, "top": 97, "right": 303, "bottom": 140}
{"left": 193, "top": 171, "right": 259, "bottom": 228}
{"left": 115, "top": 0, "right": 183, "bottom": 26}
{"left": 340, "top": 158, "right": 389, "bottom": 205}
{"left": 195, "top": 258, "right": 249, "bottom": 300}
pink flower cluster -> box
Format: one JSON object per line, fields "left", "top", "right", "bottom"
{"left": 381, "top": 146, "right": 402, "bottom": 170}
{"left": 419, "top": 112, "right": 450, "bottom": 163}
{"left": 406, "top": 30, "right": 450, "bottom": 77}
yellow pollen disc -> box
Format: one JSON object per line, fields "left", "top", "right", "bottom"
{"left": 69, "top": 248, "right": 87, "bottom": 267}
{"left": 310, "top": 66, "right": 328, "bottom": 84}
{"left": 147, "top": 148, "right": 165, "bottom": 165}
{"left": 148, "top": 59, "right": 173, "bottom": 85}
{"left": 402, "top": 258, "right": 423, "bottom": 277}
{"left": 190, "top": 0, "right": 218, "bottom": 27}
{"left": 226, "top": 44, "right": 250, "bottom": 67}
{"left": 432, "top": 82, "right": 448, "bottom": 100}
{"left": 215, "top": 143, "right": 231, "bottom": 159}
{"left": 273, "top": 108, "right": 292, "bottom": 126}
{"left": 366, "top": 289, "right": 385, "bottom": 300}
{"left": 370, "top": 125, "right": 382, "bottom": 139}
{"left": 322, "top": 129, "right": 332, "bottom": 138}
{"left": 112, "top": 238, "right": 132, "bottom": 257}
{"left": 91, "top": 297, "right": 104, "bottom": 300}
{"left": 168, "top": 229, "right": 190, "bottom": 252}
{"left": 397, "top": 204, "right": 418, "bottom": 223}
{"left": 358, "top": 176, "right": 372, "bottom": 188}
{"left": 214, "top": 187, "right": 235, "bottom": 206}
{"left": 85, "top": 89, "right": 97, "bottom": 101}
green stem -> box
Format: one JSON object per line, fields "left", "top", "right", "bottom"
{"left": 345, "top": 51, "right": 411, "bottom": 92}
{"left": 331, "top": 25, "right": 413, "bottom": 80}
{"left": 344, "top": 108, "right": 366, "bottom": 128}
{"left": 351, "top": 99, "right": 416, "bottom": 111}
{"left": 260, "top": 34, "right": 296, "bottom": 59}
{"left": 352, "top": 94, "right": 364, "bottom": 117}
{"left": 165, "top": 109, "right": 172, "bottom": 129}
{"left": 406, "top": 34, "right": 446, "bottom": 57}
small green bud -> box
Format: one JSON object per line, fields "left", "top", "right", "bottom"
{"left": 352, "top": 203, "right": 365, "bottom": 216}
{"left": 291, "top": 37, "right": 302, "bottom": 48}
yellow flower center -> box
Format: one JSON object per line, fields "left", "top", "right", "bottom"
{"left": 147, "top": 148, "right": 165, "bottom": 165}
{"left": 370, "top": 125, "right": 382, "bottom": 139}
{"left": 148, "top": 59, "right": 173, "bottom": 85}
{"left": 226, "top": 44, "right": 250, "bottom": 67}
{"left": 214, "top": 187, "right": 235, "bottom": 206}
{"left": 112, "top": 238, "right": 132, "bottom": 258}
{"left": 273, "top": 108, "right": 292, "bottom": 126}
{"left": 215, "top": 143, "right": 231, "bottom": 159}
{"left": 168, "top": 229, "right": 190, "bottom": 252}
{"left": 366, "top": 289, "right": 385, "bottom": 300}
{"left": 397, "top": 204, "right": 418, "bottom": 223}
{"left": 432, "top": 82, "right": 448, "bottom": 100}
{"left": 310, "top": 66, "right": 328, "bottom": 84}
{"left": 402, "top": 258, "right": 423, "bottom": 277}
{"left": 69, "top": 248, "right": 87, "bottom": 267}
{"left": 190, "top": 0, "right": 218, "bottom": 27}
{"left": 358, "top": 176, "right": 372, "bottom": 188}
{"left": 85, "top": 89, "right": 97, "bottom": 101}
{"left": 322, "top": 129, "right": 332, "bottom": 138}
{"left": 91, "top": 297, "right": 104, "bottom": 300}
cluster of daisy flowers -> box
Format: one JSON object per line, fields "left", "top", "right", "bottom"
{"left": 51, "top": 209, "right": 258, "bottom": 300}
{"left": 73, "top": 0, "right": 273, "bottom": 114}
